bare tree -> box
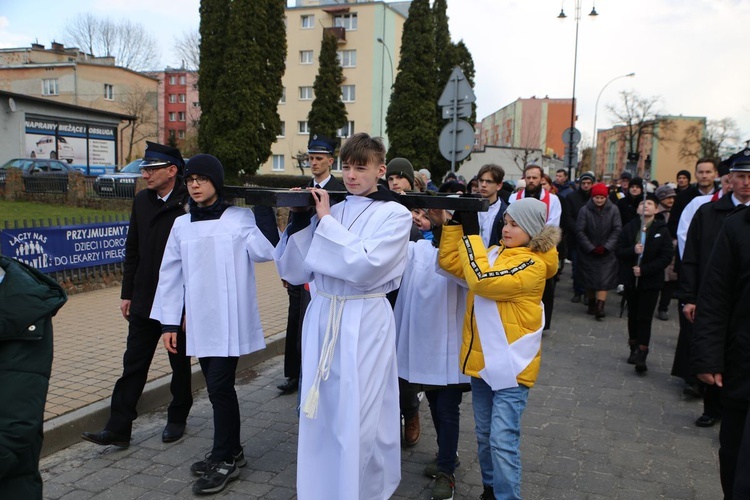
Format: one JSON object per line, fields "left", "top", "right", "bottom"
{"left": 679, "top": 117, "right": 741, "bottom": 162}
{"left": 606, "top": 91, "right": 671, "bottom": 156}
{"left": 61, "top": 14, "right": 160, "bottom": 71}
{"left": 118, "top": 86, "right": 158, "bottom": 162}
{"left": 174, "top": 29, "right": 201, "bottom": 71}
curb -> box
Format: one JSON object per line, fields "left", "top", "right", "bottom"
{"left": 41, "top": 331, "right": 286, "bottom": 457}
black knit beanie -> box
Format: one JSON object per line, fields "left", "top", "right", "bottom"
{"left": 185, "top": 154, "right": 225, "bottom": 193}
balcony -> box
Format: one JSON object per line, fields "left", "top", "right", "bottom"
{"left": 324, "top": 27, "right": 346, "bottom": 44}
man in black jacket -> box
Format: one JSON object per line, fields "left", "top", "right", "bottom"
{"left": 667, "top": 158, "right": 719, "bottom": 238}
{"left": 82, "top": 142, "right": 193, "bottom": 448}
{"left": 277, "top": 134, "right": 345, "bottom": 395}
{"left": 692, "top": 152, "right": 750, "bottom": 499}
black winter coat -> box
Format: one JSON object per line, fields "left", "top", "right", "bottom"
{"left": 562, "top": 188, "right": 590, "bottom": 247}
{"left": 692, "top": 207, "right": 750, "bottom": 401}
{"left": 677, "top": 194, "right": 744, "bottom": 304}
{"left": 576, "top": 199, "right": 622, "bottom": 290}
{"left": 616, "top": 194, "right": 642, "bottom": 226}
{"left": 0, "top": 256, "right": 67, "bottom": 499}
{"left": 668, "top": 183, "right": 718, "bottom": 238}
{"left": 121, "top": 183, "right": 189, "bottom": 318}
{"left": 615, "top": 217, "right": 673, "bottom": 290}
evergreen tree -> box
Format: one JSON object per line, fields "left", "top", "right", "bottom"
{"left": 308, "top": 31, "right": 348, "bottom": 140}
{"left": 431, "top": 0, "right": 477, "bottom": 179}
{"left": 385, "top": 0, "right": 437, "bottom": 168}
{"left": 198, "top": 0, "right": 286, "bottom": 178}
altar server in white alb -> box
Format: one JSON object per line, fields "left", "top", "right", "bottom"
{"left": 439, "top": 197, "right": 560, "bottom": 500}
{"left": 275, "top": 133, "right": 411, "bottom": 500}
{"left": 151, "top": 154, "right": 275, "bottom": 496}
{"left": 394, "top": 208, "right": 470, "bottom": 500}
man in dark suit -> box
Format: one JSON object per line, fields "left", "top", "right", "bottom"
{"left": 277, "top": 134, "right": 345, "bottom": 394}
{"left": 82, "top": 142, "right": 193, "bottom": 447}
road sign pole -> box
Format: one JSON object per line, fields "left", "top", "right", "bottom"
{"left": 451, "top": 73, "right": 460, "bottom": 173}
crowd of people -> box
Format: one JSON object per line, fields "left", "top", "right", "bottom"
{"left": 29, "top": 135, "right": 742, "bottom": 500}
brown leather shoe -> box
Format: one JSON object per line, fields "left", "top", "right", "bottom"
{"left": 403, "top": 414, "right": 421, "bottom": 447}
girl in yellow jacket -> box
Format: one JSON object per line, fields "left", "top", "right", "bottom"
{"left": 439, "top": 197, "right": 560, "bottom": 500}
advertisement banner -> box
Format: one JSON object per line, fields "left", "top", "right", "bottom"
{"left": 25, "top": 118, "right": 117, "bottom": 167}
{"left": 0, "top": 222, "right": 129, "bottom": 273}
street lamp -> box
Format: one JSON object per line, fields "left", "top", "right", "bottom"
{"left": 376, "top": 37, "right": 394, "bottom": 138}
{"left": 591, "top": 72, "right": 635, "bottom": 176}
{"left": 558, "top": 0, "right": 598, "bottom": 179}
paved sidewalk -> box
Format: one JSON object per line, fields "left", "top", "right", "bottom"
{"left": 40, "top": 272, "right": 723, "bottom": 498}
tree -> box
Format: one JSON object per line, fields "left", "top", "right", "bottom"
{"left": 174, "top": 29, "right": 201, "bottom": 71}
{"left": 61, "top": 14, "right": 159, "bottom": 71}
{"left": 606, "top": 90, "right": 673, "bottom": 173}
{"left": 119, "top": 86, "right": 158, "bottom": 162}
{"left": 307, "top": 32, "right": 348, "bottom": 140}
{"left": 386, "top": 0, "right": 437, "bottom": 169}
{"left": 680, "top": 117, "right": 741, "bottom": 161}
{"left": 198, "top": 0, "right": 286, "bottom": 178}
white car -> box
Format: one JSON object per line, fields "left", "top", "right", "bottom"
{"left": 31, "top": 136, "right": 75, "bottom": 163}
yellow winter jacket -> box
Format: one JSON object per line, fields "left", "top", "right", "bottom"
{"left": 438, "top": 223, "right": 560, "bottom": 388}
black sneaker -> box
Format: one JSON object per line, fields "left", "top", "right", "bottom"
{"left": 192, "top": 460, "right": 239, "bottom": 495}
{"left": 191, "top": 449, "right": 246, "bottom": 476}
{"left": 479, "top": 485, "right": 495, "bottom": 499}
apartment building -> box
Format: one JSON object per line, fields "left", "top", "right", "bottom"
{"left": 0, "top": 42, "right": 158, "bottom": 165}
{"left": 595, "top": 115, "right": 705, "bottom": 183}
{"left": 261, "top": 0, "right": 410, "bottom": 175}
{"left": 146, "top": 68, "right": 200, "bottom": 154}
{"left": 479, "top": 97, "right": 574, "bottom": 160}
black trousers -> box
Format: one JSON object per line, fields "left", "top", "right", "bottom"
{"left": 626, "top": 288, "right": 660, "bottom": 347}
{"left": 658, "top": 280, "right": 677, "bottom": 312}
{"left": 399, "top": 377, "right": 421, "bottom": 420}
{"left": 106, "top": 314, "right": 193, "bottom": 436}
{"left": 200, "top": 356, "right": 241, "bottom": 462}
{"left": 283, "top": 284, "right": 309, "bottom": 379}
{"left": 542, "top": 277, "right": 555, "bottom": 330}
{"left": 720, "top": 398, "right": 750, "bottom": 499}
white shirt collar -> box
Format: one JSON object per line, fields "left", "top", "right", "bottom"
{"left": 158, "top": 189, "right": 173, "bottom": 202}
{"left": 314, "top": 175, "right": 332, "bottom": 188}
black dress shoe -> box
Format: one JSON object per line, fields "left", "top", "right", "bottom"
{"left": 695, "top": 414, "right": 719, "bottom": 427}
{"left": 81, "top": 429, "right": 130, "bottom": 448}
{"left": 277, "top": 377, "right": 299, "bottom": 394}
{"left": 162, "top": 422, "right": 186, "bottom": 443}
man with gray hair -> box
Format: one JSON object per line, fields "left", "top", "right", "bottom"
{"left": 418, "top": 168, "right": 438, "bottom": 192}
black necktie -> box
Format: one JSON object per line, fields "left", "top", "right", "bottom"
{"left": 315, "top": 184, "right": 321, "bottom": 189}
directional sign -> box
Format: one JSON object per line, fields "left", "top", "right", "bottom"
{"left": 439, "top": 120, "right": 474, "bottom": 163}
{"left": 442, "top": 103, "right": 472, "bottom": 119}
{"left": 438, "top": 67, "right": 476, "bottom": 106}
{"left": 562, "top": 127, "right": 582, "bottom": 145}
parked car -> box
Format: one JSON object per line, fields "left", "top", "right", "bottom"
{"left": 93, "top": 159, "right": 143, "bottom": 198}
{"left": 30, "top": 136, "right": 76, "bottom": 163}
{"left": 0, "top": 158, "right": 76, "bottom": 192}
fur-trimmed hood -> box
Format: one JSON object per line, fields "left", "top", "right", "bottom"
{"left": 528, "top": 224, "right": 561, "bottom": 253}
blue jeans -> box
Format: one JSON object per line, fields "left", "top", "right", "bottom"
{"left": 471, "top": 377, "right": 529, "bottom": 500}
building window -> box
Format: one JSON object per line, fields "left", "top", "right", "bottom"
{"left": 42, "top": 78, "right": 59, "bottom": 96}
{"left": 301, "top": 14, "right": 314, "bottom": 28}
{"left": 104, "top": 83, "right": 114, "bottom": 100}
{"left": 337, "top": 121, "right": 354, "bottom": 138}
{"left": 341, "top": 85, "right": 355, "bottom": 103}
{"left": 169, "top": 129, "right": 176, "bottom": 139}
{"left": 179, "top": 76, "right": 186, "bottom": 85}
{"left": 193, "top": 101, "right": 200, "bottom": 107}
{"left": 337, "top": 50, "right": 356, "bottom": 68}
{"left": 168, "top": 94, "right": 176, "bottom": 103}
{"left": 332, "top": 158, "right": 342, "bottom": 172}
{"left": 334, "top": 13, "right": 358, "bottom": 31}
{"left": 298, "top": 121, "right": 310, "bottom": 135}
{"left": 169, "top": 112, "right": 176, "bottom": 122}
{"left": 178, "top": 130, "right": 186, "bottom": 139}
{"left": 179, "top": 94, "right": 186, "bottom": 103}
{"left": 277, "top": 121, "right": 285, "bottom": 138}
{"left": 300, "top": 50, "right": 313, "bottom": 64}
{"left": 178, "top": 112, "right": 186, "bottom": 121}
{"left": 169, "top": 76, "right": 176, "bottom": 85}
{"left": 280, "top": 87, "right": 286, "bottom": 104}
{"left": 272, "top": 154, "right": 285, "bottom": 171}
{"left": 299, "top": 86, "right": 313, "bottom": 100}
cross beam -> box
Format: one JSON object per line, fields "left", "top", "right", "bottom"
{"left": 222, "top": 187, "right": 489, "bottom": 212}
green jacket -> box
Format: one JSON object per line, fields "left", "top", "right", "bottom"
{"left": 0, "top": 256, "right": 67, "bottom": 499}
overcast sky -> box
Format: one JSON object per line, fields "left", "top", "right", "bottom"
{"left": 2, "top": 0, "right": 748, "bottom": 150}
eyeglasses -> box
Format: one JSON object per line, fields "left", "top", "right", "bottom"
{"left": 184, "top": 175, "right": 211, "bottom": 186}
{"left": 139, "top": 165, "right": 170, "bottom": 175}
{"left": 478, "top": 178, "right": 497, "bottom": 185}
